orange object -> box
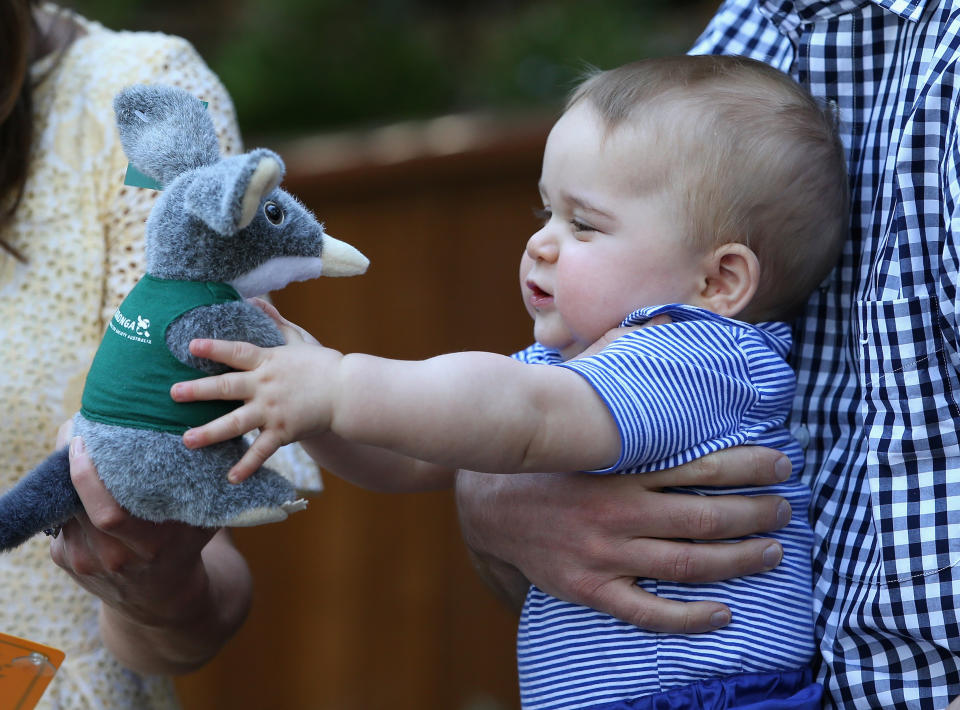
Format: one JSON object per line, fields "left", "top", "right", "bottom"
{"left": 0, "top": 631, "right": 64, "bottom": 709}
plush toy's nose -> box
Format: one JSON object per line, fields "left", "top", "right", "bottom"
{"left": 321, "top": 234, "right": 369, "bottom": 277}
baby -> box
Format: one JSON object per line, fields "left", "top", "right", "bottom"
{"left": 172, "top": 55, "right": 847, "bottom": 709}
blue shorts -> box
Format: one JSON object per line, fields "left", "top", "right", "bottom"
{"left": 590, "top": 668, "right": 822, "bottom": 710}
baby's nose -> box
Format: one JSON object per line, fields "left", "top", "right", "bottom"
{"left": 526, "top": 228, "right": 558, "bottom": 262}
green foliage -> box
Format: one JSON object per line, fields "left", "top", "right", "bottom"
{"left": 67, "top": 0, "right": 713, "bottom": 135}
{"left": 214, "top": 0, "right": 457, "bottom": 134}
{"left": 456, "top": 1, "right": 703, "bottom": 109}
{"left": 65, "top": 0, "right": 140, "bottom": 28}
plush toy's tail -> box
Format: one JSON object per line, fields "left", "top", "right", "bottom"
{"left": 0, "top": 447, "right": 78, "bottom": 552}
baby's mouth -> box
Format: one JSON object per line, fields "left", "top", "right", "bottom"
{"left": 527, "top": 280, "right": 553, "bottom": 308}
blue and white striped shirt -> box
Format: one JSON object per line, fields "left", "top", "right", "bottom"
{"left": 513, "top": 304, "right": 815, "bottom": 710}
{"left": 692, "top": 2, "right": 960, "bottom": 707}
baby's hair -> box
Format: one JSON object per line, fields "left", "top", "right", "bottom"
{"left": 567, "top": 55, "right": 849, "bottom": 321}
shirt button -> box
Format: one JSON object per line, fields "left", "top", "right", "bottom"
{"left": 792, "top": 424, "right": 810, "bottom": 449}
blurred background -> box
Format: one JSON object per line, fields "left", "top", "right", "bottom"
{"left": 65, "top": 1, "right": 720, "bottom": 708}
{"left": 69, "top": 0, "right": 717, "bottom": 138}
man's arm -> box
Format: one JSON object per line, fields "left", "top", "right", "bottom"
{"left": 50, "top": 434, "right": 251, "bottom": 675}
{"left": 456, "top": 446, "right": 793, "bottom": 632}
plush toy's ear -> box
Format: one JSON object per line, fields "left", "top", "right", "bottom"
{"left": 113, "top": 84, "right": 220, "bottom": 186}
{"left": 183, "top": 149, "right": 285, "bottom": 235}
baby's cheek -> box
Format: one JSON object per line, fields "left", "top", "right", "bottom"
{"left": 518, "top": 253, "right": 536, "bottom": 319}
{"left": 519, "top": 251, "right": 534, "bottom": 280}
{"left": 566, "top": 291, "right": 628, "bottom": 344}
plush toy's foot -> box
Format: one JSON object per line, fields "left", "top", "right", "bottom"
{"left": 224, "top": 498, "right": 308, "bottom": 527}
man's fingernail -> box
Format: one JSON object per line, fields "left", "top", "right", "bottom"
{"left": 762, "top": 543, "right": 782, "bottom": 569}
{"left": 776, "top": 500, "right": 792, "bottom": 527}
{"left": 710, "top": 610, "right": 730, "bottom": 629}
{"left": 69, "top": 436, "right": 84, "bottom": 457}
{"left": 774, "top": 456, "right": 791, "bottom": 481}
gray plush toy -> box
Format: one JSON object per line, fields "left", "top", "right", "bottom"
{"left": 0, "top": 85, "right": 368, "bottom": 551}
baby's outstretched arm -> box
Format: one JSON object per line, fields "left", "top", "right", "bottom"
{"left": 173, "top": 337, "right": 622, "bottom": 484}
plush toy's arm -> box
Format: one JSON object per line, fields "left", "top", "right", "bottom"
{"left": 167, "top": 301, "right": 283, "bottom": 374}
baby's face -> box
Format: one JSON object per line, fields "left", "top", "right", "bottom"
{"left": 521, "top": 102, "right": 709, "bottom": 360}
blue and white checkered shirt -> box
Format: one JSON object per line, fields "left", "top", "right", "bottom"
{"left": 693, "top": 1, "right": 960, "bottom": 707}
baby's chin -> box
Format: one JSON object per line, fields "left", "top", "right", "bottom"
{"left": 532, "top": 323, "right": 577, "bottom": 358}
{"left": 552, "top": 337, "right": 588, "bottom": 362}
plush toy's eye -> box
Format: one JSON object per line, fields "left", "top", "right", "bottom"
{"left": 263, "top": 201, "right": 284, "bottom": 225}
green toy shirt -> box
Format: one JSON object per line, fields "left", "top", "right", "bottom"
{"left": 80, "top": 274, "right": 242, "bottom": 434}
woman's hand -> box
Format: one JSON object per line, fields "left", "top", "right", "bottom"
{"left": 49, "top": 422, "right": 251, "bottom": 674}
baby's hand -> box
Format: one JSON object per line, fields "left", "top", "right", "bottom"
{"left": 171, "top": 337, "right": 343, "bottom": 483}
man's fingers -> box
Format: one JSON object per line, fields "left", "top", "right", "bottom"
{"left": 647, "top": 491, "right": 791, "bottom": 539}
{"left": 588, "top": 578, "right": 732, "bottom": 633}
{"left": 188, "top": 338, "right": 264, "bottom": 369}
{"left": 590, "top": 487, "right": 791, "bottom": 540}
{"left": 618, "top": 537, "right": 783, "bottom": 583}
{"left": 641, "top": 446, "right": 793, "bottom": 489}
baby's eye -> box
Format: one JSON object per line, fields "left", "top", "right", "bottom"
{"left": 532, "top": 206, "right": 552, "bottom": 224}
{"left": 570, "top": 219, "right": 595, "bottom": 233}
{"left": 263, "top": 201, "right": 284, "bottom": 225}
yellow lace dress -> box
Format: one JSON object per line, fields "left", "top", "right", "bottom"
{"left": 0, "top": 7, "right": 320, "bottom": 708}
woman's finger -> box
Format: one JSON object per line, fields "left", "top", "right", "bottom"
{"left": 247, "top": 296, "right": 282, "bottom": 322}
{"left": 61, "top": 437, "right": 156, "bottom": 562}
{"left": 56, "top": 419, "right": 74, "bottom": 448}
{"left": 247, "top": 297, "right": 318, "bottom": 346}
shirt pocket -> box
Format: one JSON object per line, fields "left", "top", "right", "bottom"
{"left": 855, "top": 294, "right": 960, "bottom": 583}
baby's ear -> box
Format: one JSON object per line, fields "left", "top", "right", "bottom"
{"left": 183, "top": 149, "right": 285, "bottom": 235}
{"left": 697, "top": 243, "right": 760, "bottom": 318}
